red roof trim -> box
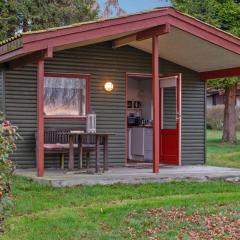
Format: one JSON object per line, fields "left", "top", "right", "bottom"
{"left": 0, "top": 7, "right": 239, "bottom": 64}
{"left": 0, "top": 48, "right": 24, "bottom": 62}
{"left": 200, "top": 67, "right": 240, "bottom": 80}
{"left": 22, "top": 15, "right": 169, "bottom": 53}
{"left": 168, "top": 16, "right": 240, "bottom": 54}
{"left": 23, "top": 9, "right": 168, "bottom": 43}
{"left": 169, "top": 9, "right": 240, "bottom": 46}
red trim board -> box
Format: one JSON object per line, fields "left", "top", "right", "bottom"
{"left": 1, "top": 7, "right": 240, "bottom": 66}
{"left": 200, "top": 67, "right": 240, "bottom": 80}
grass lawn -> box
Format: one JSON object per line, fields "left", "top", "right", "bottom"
{"left": 1, "top": 130, "right": 240, "bottom": 239}
{"left": 2, "top": 177, "right": 240, "bottom": 240}
{"left": 207, "top": 130, "right": 240, "bottom": 168}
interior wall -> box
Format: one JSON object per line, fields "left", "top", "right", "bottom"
{"left": 127, "top": 77, "right": 152, "bottom": 121}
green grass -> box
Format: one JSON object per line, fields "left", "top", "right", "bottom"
{"left": 1, "top": 130, "right": 240, "bottom": 239}
{"left": 207, "top": 130, "right": 240, "bottom": 168}
{"left": 2, "top": 177, "right": 240, "bottom": 240}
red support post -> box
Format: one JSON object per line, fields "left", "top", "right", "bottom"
{"left": 37, "top": 59, "right": 45, "bottom": 177}
{"left": 152, "top": 35, "right": 160, "bottom": 173}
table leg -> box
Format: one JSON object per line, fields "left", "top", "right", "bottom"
{"left": 78, "top": 135, "right": 83, "bottom": 169}
{"left": 68, "top": 135, "right": 74, "bottom": 170}
{"left": 60, "top": 153, "right": 64, "bottom": 170}
{"left": 103, "top": 136, "right": 109, "bottom": 172}
{"left": 95, "top": 135, "right": 100, "bottom": 173}
{"left": 86, "top": 151, "right": 90, "bottom": 171}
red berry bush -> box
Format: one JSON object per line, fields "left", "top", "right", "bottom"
{"left": 0, "top": 112, "right": 20, "bottom": 233}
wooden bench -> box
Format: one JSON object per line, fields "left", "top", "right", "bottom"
{"left": 36, "top": 129, "right": 96, "bottom": 169}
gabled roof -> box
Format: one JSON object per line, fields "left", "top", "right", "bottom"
{"left": 0, "top": 7, "right": 240, "bottom": 77}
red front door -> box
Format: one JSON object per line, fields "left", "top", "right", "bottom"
{"left": 159, "top": 74, "right": 181, "bottom": 165}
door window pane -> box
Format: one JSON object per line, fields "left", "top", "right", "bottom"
{"left": 162, "top": 87, "right": 176, "bottom": 129}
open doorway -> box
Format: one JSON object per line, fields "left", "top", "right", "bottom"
{"left": 126, "top": 73, "right": 182, "bottom": 166}
{"left": 126, "top": 74, "right": 153, "bottom": 165}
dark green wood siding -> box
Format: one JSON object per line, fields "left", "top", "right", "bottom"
{"left": 4, "top": 42, "right": 205, "bottom": 168}
{"left": 5, "top": 66, "right": 37, "bottom": 168}
{"left": 181, "top": 72, "right": 205, "bottom": 165}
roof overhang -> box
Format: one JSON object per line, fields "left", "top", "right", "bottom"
{"left": 0, "top": 7, "right": 239, "bottom": 79}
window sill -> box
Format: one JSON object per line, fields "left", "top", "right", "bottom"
{"left": 44, "top": 116, "right": 87, "bottom": 120}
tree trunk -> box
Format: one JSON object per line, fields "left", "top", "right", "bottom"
{"left": 222, "top": 85, "right": 237, "bottom": 143}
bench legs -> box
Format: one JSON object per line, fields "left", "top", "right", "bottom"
{"left": 95, "top": 136, "right": 100, "bottom": 173}
{"left": 78, "top": 136, "right": 83, "bottom": 169}
{"left": 103, "top": 136, "right": 109, "bottom": 172}
{"left": 86, "top": 151, "right": 90, "bottom": 171}
{"left": 68, "top": 135, "right": 74, "bottom": 170}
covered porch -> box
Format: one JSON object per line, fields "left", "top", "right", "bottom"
{"left": 33, "top": 11, "right": 240, "bottom": 177}
{"left": 0, "top": 8, "right": 240, "bottom": 177}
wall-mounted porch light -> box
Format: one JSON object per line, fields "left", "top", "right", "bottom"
{"left": 104, "top": 82, "right": 114, "bottom": 92}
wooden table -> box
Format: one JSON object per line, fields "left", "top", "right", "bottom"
{"left": 67, "top": 132, "right": 112, "bottom": 173}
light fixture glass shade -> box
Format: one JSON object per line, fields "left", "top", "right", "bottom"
{"left": 104, "top": 82, "right": 114, "bottom": 92}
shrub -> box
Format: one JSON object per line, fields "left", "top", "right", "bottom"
{"left": 0, "top": 112, "right": 20, "bottom": 233}
{"left": 206, "top": 105, "right": 224, "bottom": 130}
{"left": 207, "top": 105, "right": 240, "bottom": 130}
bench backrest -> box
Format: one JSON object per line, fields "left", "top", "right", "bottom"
{"left": 44, "top": 129, "right": 74, "bottom": 144}
{"left": 43, "top": 129, "right": 104, "bottom": 145}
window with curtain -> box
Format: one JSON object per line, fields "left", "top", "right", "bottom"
{"left": 44, "top": 74, "right": 88, "bottom": 117}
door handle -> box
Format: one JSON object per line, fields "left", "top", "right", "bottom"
{"left": 176, "top": 113, "right": 181, "bottom": 121}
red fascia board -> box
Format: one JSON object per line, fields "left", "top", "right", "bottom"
{"left": 170, "top": 9, "right": 240, "bottom": 47}
{"left": 200, "top": 67, "right": 240, "bottom": 80}
{"left": 24, "top": 8, "right": 240, "bottom": 46}
{"left": 23, "top": 10, "right": 240, "bottom": 56}
{"left": 1, "top": 7, "right": 240, "bottom": 63}
{"left": 23, "top": 10, "right": 169, "bottom": 44}
{"left": 0, "top": 48, "right": 24, "bottom": 63}
{"left": 6, "top": 48, "right": 53, "bottom": 70}
{"left": 22, "top": 16, "right": 169, "bottom": 54}
{"left": 167, "top": 16, "right": 240, "bottom": 54}
{"left": 0, "top": 9, "right": 169, "bottom": 62}
{"left": 23, "top": 8, "right": 240, "bottom": 51}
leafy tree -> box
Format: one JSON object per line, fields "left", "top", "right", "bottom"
{"left": 0, "top": 0, "right": 99, "bottom": 41}
{"left": 173, "top": 0, "right": 240, "bottom": 143}
{"left": 0, "top": 0, "right": 18, "bottom": 41}
{"left": 103, "top": 0, "right": 125, "bottom": 18}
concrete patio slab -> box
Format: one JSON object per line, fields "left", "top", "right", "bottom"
{"left": 15, "top": 165, "right": 240, "bottom": 187}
